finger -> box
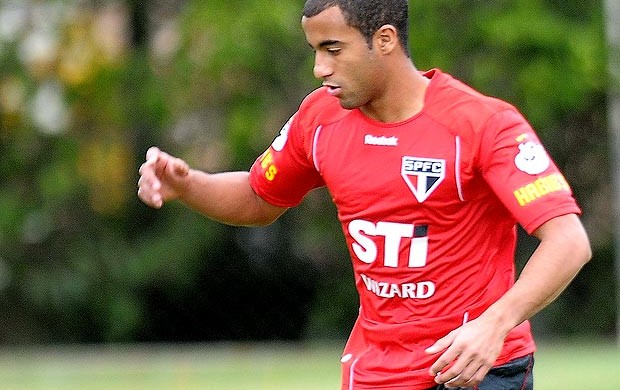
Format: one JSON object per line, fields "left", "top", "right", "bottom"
{"left": 144, "top": 146, "right": 170, "bottom": 177}
{"left": 145, "top": 146, "right": 161, "bottom": 161}
{"left": 425, "top": 336, "right": 451, "bottom": 355}
{"left": 443, "top": 371, "right": 481, "bottom": 389}
{"left": 137, "top": 164, "right": 164, "bottom": 208}
{"left": 150, "top": 193, "right": 163, "bottom": 208}
{"left": 459, "top": 362, "right": 491, "bottom": 388}
{"left": 430, "top": 354, "right": 460, "bottom": 383}
{"left": 444, "top": 375, "right": 465, "bottom": 389}
{"left": 139, "top": 148, "right": 168, "bottom": 191}
{"left": 433, "top": 354, "right": 468, "bottom": 385}
{"left": 439, "top": 362, "right": 475, "bottom": 387}
{"left": 138, "top": 161, "right": 161, "bottom": 191}
{"left": 137, "top": 182, "right": 163, "bottom": 208}
{"left": 138, "top": 150, "right": 159, "bottom": 176}
{"left": 137, "top": 188, "right": 163, "bottom": 208}
{"left": 426, "top": 332, "right": 458, "bottom": 376}
{"left": 439, "top": 355, "right": 491, "bottom": 388}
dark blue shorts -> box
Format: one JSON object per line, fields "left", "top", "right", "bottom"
{"left": 430, "top": 354, "right": 534, "bottom": 390}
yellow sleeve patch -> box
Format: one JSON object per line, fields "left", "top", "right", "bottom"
{"left": 513, "top": 173, "right": 570, "bottom": 206}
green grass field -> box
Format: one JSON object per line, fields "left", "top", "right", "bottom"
{"left": 0, "top": 340, "right": 617, "bottom": 389}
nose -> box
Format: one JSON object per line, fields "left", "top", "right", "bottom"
{"left": 313, "top": 52, "right": 333, "bottom": 79}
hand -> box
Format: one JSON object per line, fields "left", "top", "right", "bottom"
{"left": 137, "top": 147, "right": 190, "bottom": 208}
{"left": 425, "top": 316, "right": 506, "bottom": 388}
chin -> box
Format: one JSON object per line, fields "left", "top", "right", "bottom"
{"left": 338, "top": 98, "right": 361, "bottom": 110}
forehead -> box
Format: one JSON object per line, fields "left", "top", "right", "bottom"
{"left": 301, "top": 6, "right": 361, "bottom": 46}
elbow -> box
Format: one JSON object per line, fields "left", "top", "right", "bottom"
{"left": 534, "top": 213, "right": 592, "bottom": 267}
{"left": 221, "top": 213, "right": 280, "bottom": 228}
{"left": 572, "top": 216, "right": 592, "bottom": 266}
{"left": 578, "top": 232, "right": 593, "bottom": 266}
{"left": 566, "top": 219, "right": 592, "bottom": 268}
{"left": 243, "top": 215, "right": 280, "bottom": 227}
{"left": 238, "top": 201, "right": 287, "bottom": 227}
{"left": 251, "top": 198, "right": 288, "bottom": 227}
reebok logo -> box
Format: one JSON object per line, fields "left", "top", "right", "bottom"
{"left": 364, "top": 134, "right": 398, "bottom": 146}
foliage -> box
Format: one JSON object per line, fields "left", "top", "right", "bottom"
{"left": 0, "top": 0, "right": 614, "bottom": 343}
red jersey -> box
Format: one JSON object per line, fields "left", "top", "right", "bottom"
{"left": 249, "top": 69, "right": 580, "bottom": 389}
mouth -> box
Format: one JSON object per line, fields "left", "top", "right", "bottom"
{"left": 323, "top": 83, "right": 342, "bottom": 97}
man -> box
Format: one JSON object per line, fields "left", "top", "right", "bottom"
{"left": 137, "top": 0, "right": 592, "bottom": 389}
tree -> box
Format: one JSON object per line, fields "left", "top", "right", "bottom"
{"left": 0, "top": 0, "right": 614, "bottom": 343}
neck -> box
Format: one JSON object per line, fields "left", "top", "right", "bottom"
{"left": 360, "top": 61, "right": 429, "bottom": 123}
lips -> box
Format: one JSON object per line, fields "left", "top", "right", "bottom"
{"left": 324, "top": 84, "right": 342, "bottom": 97}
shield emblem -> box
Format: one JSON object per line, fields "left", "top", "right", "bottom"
{"left": 401, "top": 156, "right": 446, "bottom": 203}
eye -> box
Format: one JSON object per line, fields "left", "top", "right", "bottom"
{"left": 327, "top": 47, "right": 341, "bottom": 55}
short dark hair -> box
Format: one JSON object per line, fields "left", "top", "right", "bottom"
{"left": 303, "top": 0, "right": 409, "bottom": 53}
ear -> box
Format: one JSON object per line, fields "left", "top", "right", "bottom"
{"left": 374, "top": 24, "right": 399, "bottom": 54}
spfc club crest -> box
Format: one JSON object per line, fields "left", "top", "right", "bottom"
{"left": 401, "top": 156, "right": 446, "bottom": 203}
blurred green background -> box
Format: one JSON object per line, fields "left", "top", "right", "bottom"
{"left": 0, "top": 0, "right": 617, "bottom": 357}
{"left": 0, "top": 341, "right": 618, "bottom": 389}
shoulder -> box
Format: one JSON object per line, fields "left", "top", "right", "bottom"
{"left": 423, "top": 69, "right": 522, "bottom": 135}
{"left": 423, "top": 70, "right": 532, "bottom": 171}
{"left": 270, "top": 88, "right": 350, "bottom": 165}
{"left": 296, "top": 88, "right": 351, "bottom": 131}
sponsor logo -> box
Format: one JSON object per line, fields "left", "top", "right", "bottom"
{"left": 514, "top": 140, "right": 550, "bottom": 175}
{"left": 513, "top": 173, "right": 570, "bottom": 206}
{"left": 364, "top": 134, "right": 398, "bottom": 146}
{"left": 349, "top": 220, "right": 435, "bottom": 300}
{"left": 259, "top": 149, "right": 278, "bottom": 181}
{"left": 271, "top": 117, "right": 293, "bottom": 152}
{"left": 401, "top": 156, "right": 445, "bottom": 203}
{"left": 348, "top": 219, "right": 428, "bottom": 268}
{"left": 360, "top": 274, "right": 436, "bottom": 299}
{"left": 260, "top": 116, "right": 294, "bottom": 182}
{"left": 516, "top": 133, "right": 529, "bottom": 143}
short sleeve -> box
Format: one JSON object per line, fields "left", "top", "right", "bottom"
{"left": 479, "top": 109, "right": 581, "bottom": 234}
{"left": 249, "top": 112, "right": 324, "bottom": 208}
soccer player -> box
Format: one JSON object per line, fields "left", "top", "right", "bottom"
{"left": 137, "top": 0, "right": 592, "bottom": 389}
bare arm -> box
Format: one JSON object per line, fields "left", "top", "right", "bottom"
{"left": 426, "top": 213, "right": 591, "bottom": 387}
{"left": 486, "top": 213, "right": 592, "bottom": 329}
{"left": 137, "top": 147, "right": 287, "bottom": 226}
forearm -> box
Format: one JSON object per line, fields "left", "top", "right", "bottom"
{"left": 481, "top": 214, "right": 592, "bottom": 334}
{"left": 180, "top": 170, "right": 286, "bottom": 227}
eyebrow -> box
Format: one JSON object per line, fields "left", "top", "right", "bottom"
{"left": 308, "top": 39, "right": 341, "bottom": 50}
{"left": 318, "top": 39, "right": 340, "bottom": 47}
